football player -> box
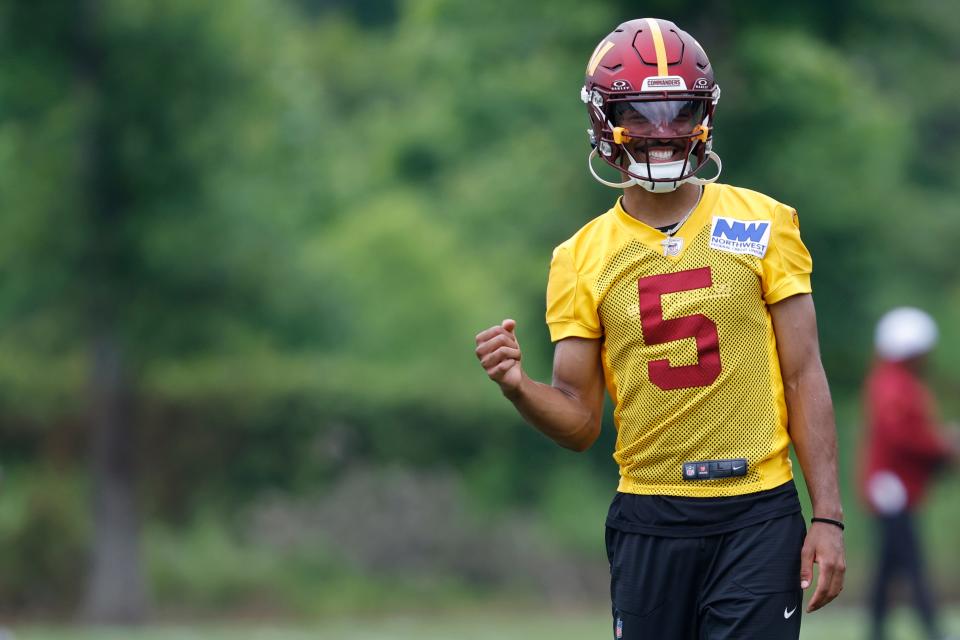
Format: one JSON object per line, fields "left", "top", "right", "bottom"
{"left": 475, "top": 18, "right": 845, "bottom": 639}
{"left": 862, "top": 308, "right": 959, "bottom": 640}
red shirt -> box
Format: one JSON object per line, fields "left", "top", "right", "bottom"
{"left": 861, "top": 360, "right": 951, "bottom": 511}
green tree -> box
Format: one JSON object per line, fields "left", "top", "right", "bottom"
{"left": 0, "top": 0, "right": 331, "bottom": 620}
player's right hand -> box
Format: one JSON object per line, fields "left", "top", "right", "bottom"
{"left": 475, "top": 319, "right": 524, "bottom": 395}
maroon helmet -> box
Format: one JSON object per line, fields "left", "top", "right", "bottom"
{"left": 582, "top": 18, "right": 722, "bottom": 192}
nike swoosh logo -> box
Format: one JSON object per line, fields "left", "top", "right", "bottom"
{"left": 732, "top": 465, "right": 744, "bottom": 471}
{"left": 784, "top": 606, "right": 797, "bottom": 619}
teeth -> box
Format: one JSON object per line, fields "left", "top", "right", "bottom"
{"left": 648, "top": 149, "right": 674, "bottom": 161}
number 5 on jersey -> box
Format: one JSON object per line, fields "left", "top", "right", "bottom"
{"left": 638, "top": 267, "right": 722, "bottom": 391}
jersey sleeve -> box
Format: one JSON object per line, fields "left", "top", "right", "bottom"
{"left": 545, "top": 244, "right": 602, "bottom": 342}
{"left": 760, "top": 204, "right": 813, "bottom": 305}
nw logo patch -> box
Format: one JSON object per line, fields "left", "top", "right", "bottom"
{"left": 709, "top": 216, "right": 771, "bottom": 258}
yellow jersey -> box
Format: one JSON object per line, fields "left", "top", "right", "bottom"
{"left": 545, "top": 183, "right": 812, "bottom": 497}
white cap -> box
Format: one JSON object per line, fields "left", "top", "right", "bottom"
{"left": 874, "top": 307, "right": 938, "bottom": 361}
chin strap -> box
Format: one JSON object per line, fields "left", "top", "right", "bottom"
{"left": 685, "top": 151, "right": 722, "bottom": 186}
{"left": 588, "top": 148, "right": 724, "bottom": 192}
{"left": 588, "top": 147, "right": 637, "bottom": 188}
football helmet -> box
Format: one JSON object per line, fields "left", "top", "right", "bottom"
{"left": 582, "top": 18, "right": 722, "bottom": 192}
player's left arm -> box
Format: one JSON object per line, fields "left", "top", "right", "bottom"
{"left": 769, "top": 292, "right": 845, "bottom": 613}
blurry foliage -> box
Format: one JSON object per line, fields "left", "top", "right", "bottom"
{"left": 534, "top": 461, "right": 610, "bottom": 555}
{"left": 147, "top": 465, "right": 606, "bottom": 616}
{"left": 0, "top": 0, "right": 960, "bottom": 615}
{"left": 0, "top": 468, "right": 89, "bottom": 612}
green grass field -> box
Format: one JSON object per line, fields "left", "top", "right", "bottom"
{"left": 9, "top": 607, "right": 959, "bottom": 640}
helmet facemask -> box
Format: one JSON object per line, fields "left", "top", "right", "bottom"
{"left": 586, "top": 87, "right": 722, "bottom": 192}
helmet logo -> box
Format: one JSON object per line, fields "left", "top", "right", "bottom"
{"left": 693, "top": 77, "right": 709, "bottom": 90}
{"left": 611, "top": 79, "right": 632, "bottom": 91}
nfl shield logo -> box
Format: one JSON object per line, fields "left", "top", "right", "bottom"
{"left": 616, "top": 617, "right": 623, "bottom": 639}
{"left": 662, "top": 236, "right": 683, "bottom": 257}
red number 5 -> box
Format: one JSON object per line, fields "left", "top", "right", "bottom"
{"left": 638, "top": 267, "right": 721, "bottom": 390}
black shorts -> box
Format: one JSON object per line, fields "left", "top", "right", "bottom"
{"left": 607, "top": 512, "right": 805, "bottom": 640}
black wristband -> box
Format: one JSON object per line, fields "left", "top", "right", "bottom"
{"left": 811, "top": 517, "right": 845, "bottom": 531}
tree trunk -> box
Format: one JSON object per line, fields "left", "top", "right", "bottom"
{"left": 81, "top": 336, "right": 147, "bottom": 623}
{"left": 74, "top": 0, "right": 148, "bottom": 623}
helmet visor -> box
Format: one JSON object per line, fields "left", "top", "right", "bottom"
{"left": 611, "top": 99, "right": 707, "bottom": 137}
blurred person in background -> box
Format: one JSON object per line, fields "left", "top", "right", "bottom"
{"left": 862, "top": 307, "right": 960, "bottom": 640}
{"left": 476, "top": 17, "right": 844, "bottom": 640}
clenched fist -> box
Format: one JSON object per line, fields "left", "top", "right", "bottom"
{"left": 475, "top": 319, "right": 524, "bottom": 395}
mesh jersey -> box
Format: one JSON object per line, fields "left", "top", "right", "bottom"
{"left": 546, "top": 183, "right": 812, "bottom": 497}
